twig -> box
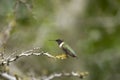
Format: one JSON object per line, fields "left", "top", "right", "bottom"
{"left": 0, "top": 72, "right": 17, "bottom": 80}
{"left": 41, "top": 71, "right": 89, "bottom": 80}
{"left": 18, "top": 0, "right": 32, "bottom": 11}
{"left": 0, "top": 0, "right": 17, "bottom": 48}
{"left": 0, "top": 47, "right": 56, "bottom": 66}
{"left": 18, "top": 0, "right": 38, "bottom": 20}
{"left": 0, "top": 20, "right": 15, "bottom": 48}
{"left": 0, "top": 71, "right": 89, "bottom": 80}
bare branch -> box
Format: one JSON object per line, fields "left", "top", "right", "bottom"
{"left": 41, "top": 71, "right": 89, "bottom": 80}
{"left": 0, "top": 0, "right": 17, "bottom": 48}
{"left": 0, "top": 72, "right": 17, "bottom": 80}
{"left": 0, "top": 20, "right": 16, "bottom": 48}
{"left": 19, "top": 0, "right": 33, "bottom": 11}
{"left": 18, "top": 0, "right": 38, "bottom": 20}
{"left": 0, "top": 47, "right": 56, "bottom": 66}
{"left": 0, "top": 71, "right": 89, "bottom": 80}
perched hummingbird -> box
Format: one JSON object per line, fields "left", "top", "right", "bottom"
{"left": 54, "top": 39, "right": 77, "bottom": 57}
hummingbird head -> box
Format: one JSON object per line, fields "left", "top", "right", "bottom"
{"left": 55, "top": 39, "right": 63, "bottom": 45}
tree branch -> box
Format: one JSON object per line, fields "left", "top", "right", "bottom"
{"left": 0, "top": 47, "right": 56, "bottom": 66}
{"left": 0, "top": 72, "right": 17, "bottom": 80}
{"left": 41, "top": 71, "right": 89, "bottom": 80}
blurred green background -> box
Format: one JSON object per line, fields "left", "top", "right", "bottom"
{"left": 0, "top": 0, "right": 120, "bottom": 80}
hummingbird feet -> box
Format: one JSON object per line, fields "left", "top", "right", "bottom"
{"left": 55, "top": 54, "right": 67, "bottom": 59}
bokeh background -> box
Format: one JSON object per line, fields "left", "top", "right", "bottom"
{"left": 0, "top": 0, "right": 120, "bottom": 80}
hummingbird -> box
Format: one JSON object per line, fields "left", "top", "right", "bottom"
{"left": 54, "top": 39, "right": 77, "bottom": 57}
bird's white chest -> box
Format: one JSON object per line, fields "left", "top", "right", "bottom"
{"left": 59, "top": 42, "right": 64, "bottom": 48}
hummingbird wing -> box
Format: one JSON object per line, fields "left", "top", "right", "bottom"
{"left": 62, "top": 44, "right": 77, "bottom": 57}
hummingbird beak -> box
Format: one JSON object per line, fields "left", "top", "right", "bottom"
{"left": 49, "top": 40, "right": 56, "bottom": 41}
